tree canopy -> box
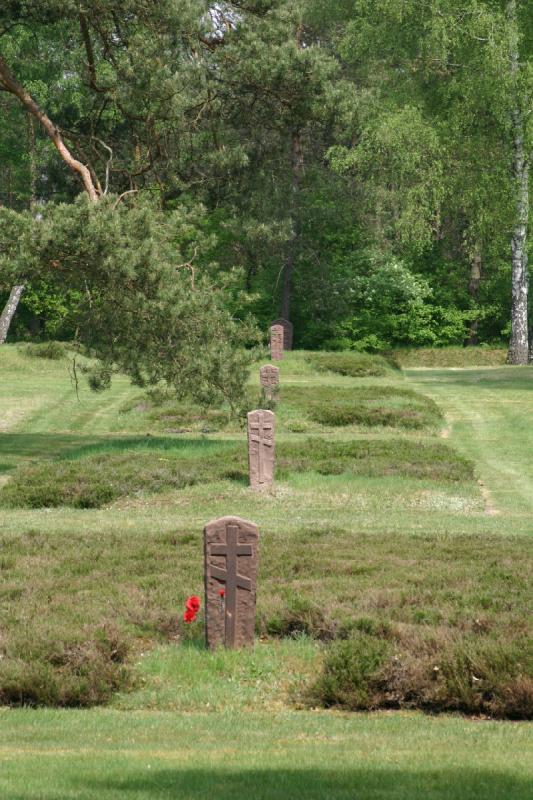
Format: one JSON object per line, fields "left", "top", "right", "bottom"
{"left": 0, "top": 0, "right": 532, "bottom": 370}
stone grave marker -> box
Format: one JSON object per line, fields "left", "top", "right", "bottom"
{"left": 204, "top": 515, "right": 259, "bottom": 649}
{"left": 270, "top": 324, "right": 284, "bottom": 361}
{"left": 259, "top": 364, "right": 280, "bottom": 402}
{"left": 271, "top": 317, "right": 293, "bottom": 350}
{"left": 247, "top": 409, "right": 275, "bottom": 491}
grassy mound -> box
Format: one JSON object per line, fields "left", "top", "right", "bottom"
{"left": 308, "top": 352, "right": 396, "bottom": 377}
{"left": 119, "top": 396, "right": 233, "bottom": 433}
{"left": 267, "top": 532, "right": 533, "bottom": 720}
{"left": 393, "top": 346, "right": 507, "bottom": 368}
{"left": 116, "top": 371, "right": 438, "bottom": 436}
{"left": 278, "top": 438, "right": 473, "bottom": 481}
{"left": 0, "top": 437, "right": 472, "bottom": 509}
{"left": 284, "top": 386, "right": 443, "bottom": 430}
{"left": 0, "top": 440, "right": 241, "bottom": 509}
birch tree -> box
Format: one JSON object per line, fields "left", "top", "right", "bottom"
{"left": 507, "top": 0, "right": 530, "bottom": 363}
{"left": 333, "top": 0, "right": 532, "bottom": 360}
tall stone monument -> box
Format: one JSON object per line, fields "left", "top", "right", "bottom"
{"left": 270, "top": 324, "right": 284, "bottom": 361}
{"left": 271, "top": 317, "right": 293, "bottom": 350}
{"left": 260, "top": 364, "right": 280, "bottom": 402}
{"left": 247, "top": 409, "right": 275, "bottom": 490}
{"left": 204, "top": 515, "right": 259, "bottom": 649}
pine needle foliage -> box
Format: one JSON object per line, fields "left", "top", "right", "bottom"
{"left": 0, "top": 196, "right": 260, "bottom": 409}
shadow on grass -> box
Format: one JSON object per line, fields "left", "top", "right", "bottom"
{"left": 0, "top": 433, "right": 112, "bottom": 465}
{"left": 0, "top": 433, "right": 237, "bottom": 468}
{"left": 411, "top": 368, "right": 533, "bottom": 391}
{"left": 45, "top": 767, "right": 533, "bottom": 800}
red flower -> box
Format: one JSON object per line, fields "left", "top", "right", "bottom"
{"left": 218, "top": 588, "right": 225, "bottom": 597}
{"left": 183, "top": 608, "right": 196, "bottom": 624}
{"left": 186, "top": 595, "right": 201, "bottom": 613}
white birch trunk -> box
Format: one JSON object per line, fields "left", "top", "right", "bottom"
{"left": 0, "top": 285, "right": 25, "bottom": 344}
{"left": 507, "top": 0, "right": 530, "bottom": 365}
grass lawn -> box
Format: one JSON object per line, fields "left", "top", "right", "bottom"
{"left": 0, "top": 344, "right": 532, "bottom": 798}
{"left": 0, "top": 708, "right": 531, "bottom": 800}
{"left": 409, "top": 366, "right": 533, "bottom": 516}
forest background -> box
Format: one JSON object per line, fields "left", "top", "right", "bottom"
{"left": 0, "top": 0, "right": 532, "bottom": 382}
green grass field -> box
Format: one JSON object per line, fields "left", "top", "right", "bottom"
{"left": 1, "top": 709, "right": 531, "bottom": 800}
{"left": 0, "top": 344, "right": 531, "bottom": 798}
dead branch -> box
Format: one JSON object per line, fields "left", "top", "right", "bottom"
{"left": 112, "top": 189, "right": 139, "bottom": 210}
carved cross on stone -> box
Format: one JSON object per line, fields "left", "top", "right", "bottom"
{"left": 270, "top": 324, "right": 284, "bottom": 361}
{"left": 260, "top": 364, "right": 280, "bottom": 402}
{"left": 204, "top": 516, "right": 259, "bottom": 649}
{"left": 247, "top": 409, "right": 275, "bottom": 490}
{"left": 260, "top": 364, "right": 280, "bottom": 388}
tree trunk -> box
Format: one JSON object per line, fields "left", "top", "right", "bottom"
{"left": 467, "top": 249, "right": 482, "bottom": 346}
{"left": 281, "top": 130, "right": 303, "bottom": 321}
{"left": 508, "top": 120, "right": 529, "bottom": 364}
{"left": 0, "top": 285, "right": 25, "bottom": 343}
{"left": 507, "top": 0, "right": 530, "bottom": 365}
{"left": 0, "top": 55, "right": 99, "bottom": 202}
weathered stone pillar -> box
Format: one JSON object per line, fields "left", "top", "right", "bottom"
{"left": 204, "top": 516, "right": 259, "bottom": 649}
{"left": 271, "top": 317, "right": 293, "bottom": 350}
{"left": 270, "top": 324, "right": 284, "bottom": 361}
{"left": 247, "top": 409, "right": 275, "bottom": 491}
{"left": 260, "top": 364, "right": 280, "bottom": 403}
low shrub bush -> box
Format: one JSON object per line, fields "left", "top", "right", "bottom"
{"left": 307, "top": 631, "right": 533, "bottom": 719}
{"left": 0, "top": 623, "right": 133, "bottom": 707}
{"left": 23, "top": 341, "right": 66, "bottom": 360}
{"left": 437, "top": 638, "right": 533, "bottom": 718}
{"left": 118, "top": 392, "right": 247, "bottom": 433}
{"left": 310, "top": 635, "right": 391, "bottom": 710}
{"left": 264, "top": 592, "right": 335, "bottom": 640}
